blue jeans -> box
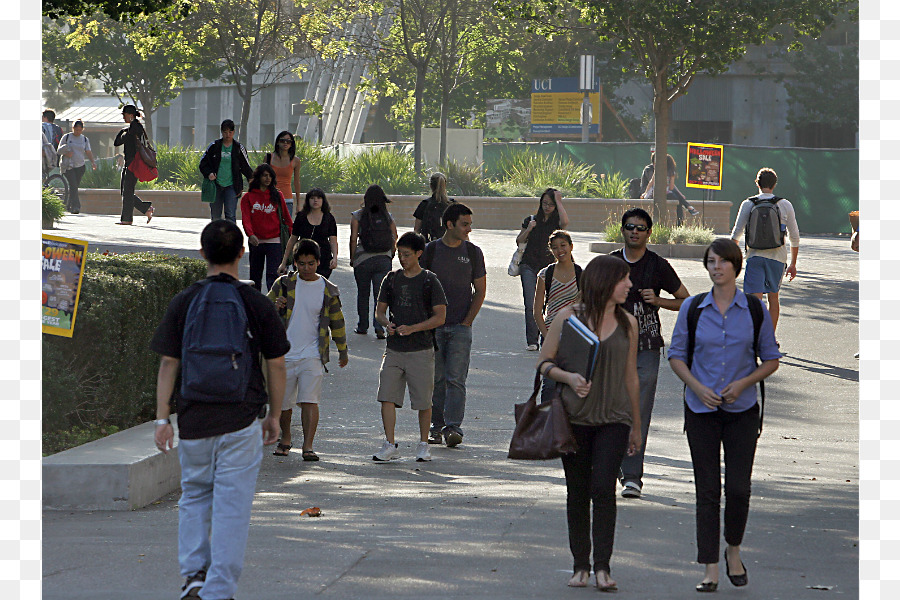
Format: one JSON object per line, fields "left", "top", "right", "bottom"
{"left": 519, "top": 263, "right": 541, "bottom": 347}
{"left": 178, "top": 419, "right": 263, "bottom": 600}
{"left": 248, "top": 242, "right": 282, "bottom": 292}
{"left": 210, "top": 184, "right": 238, "bottom": 223}
{"left": 353, "top": 255, "right": 391, "bottom": 334}
{"left": 431, "top": 324, "right": 473, "bottom": 437}
{"left": 619, "top": 349, "right": 661, "bottom": 487}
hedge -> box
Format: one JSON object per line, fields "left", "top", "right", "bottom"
{"left": 42, "top": 252, "right": 207, "bottom": 453}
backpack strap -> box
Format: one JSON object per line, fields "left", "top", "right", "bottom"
{"left": 421, "top": 241, "right": 436, "bottom": 270}
{"left": 683, "top": 292, "right": 707, "bottom": 433}
{"left": 745, "top": 293, "right": 766, "bottom": 438}
{"left": 265, "top": 152, "right": 272, "bottom": 165}
{"left": 465, "top": 241, "right": 478, "bottom": 284}
{"left": 542, "top": 264, "right": 556, "bottom": 313}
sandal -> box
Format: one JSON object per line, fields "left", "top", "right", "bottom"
{"left": 595, "top": 571, "right": 618, "bottom": 593}
{"left": 272, "top": 443, "right": 291, "bottom": 456}
{"left": 567, "top": 570, "right": 590, "bottom": 588}
{"left": 302, "top": 449, "right": 319, "bottom": 462}
{"left": 146, "top": 206, "right": 155, "bottom": 223}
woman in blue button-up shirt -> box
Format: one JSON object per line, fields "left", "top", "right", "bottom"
{"left": 669, "top": 238, "right": 780, "bottom": 593}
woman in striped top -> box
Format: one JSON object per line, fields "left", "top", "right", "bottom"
{"left": 534, "top": 231, "right": 582, "bottom": 400}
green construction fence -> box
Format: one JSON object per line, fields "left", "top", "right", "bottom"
{"left": 483, "top": 142, "right": 858, "bottom": 235}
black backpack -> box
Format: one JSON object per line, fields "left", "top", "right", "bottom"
{"left": 625, "top": 178, "right": 642, "bottom": 200}
{"left": 359, "top": 208, "right": 394, "bottom": 253}
{"left": 420, "top": 196, "right": 454, "bottom": 242}
{"left": 542, "top": 263, "right": 583, "bottom": 313}
{"left": 685, "top": 292, "right": 766, "bottom": 437}
{"left": 745, "top": 196, "right": 785, "bottom": 250}
{"left": 180, "top": 279, "right": 254, "bottom": 403}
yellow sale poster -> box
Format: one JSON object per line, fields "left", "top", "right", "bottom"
{"left": 686, "top": 143, "right": 724, "bottom": 190}
{"left": 42, "top": 234, "right": 88, "bottom": 338}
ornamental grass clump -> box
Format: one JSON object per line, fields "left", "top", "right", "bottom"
{"left": 492, "top": 149, "right": 601, "bottom": 198}
{"left": 438, "top": 160, "right": 497, "bottom": 197}
{"left": 339, "top": 147, "right": 422, "bottom": 195}
{"left": 42, "top": 186, "right": 66, "bottom": 227}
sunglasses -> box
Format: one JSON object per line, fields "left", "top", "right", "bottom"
{"left": 278, "top": 138, "right": 292, "bottom": 143}
{"left": 623, "top": 223, "right": 649, "bottom": 232}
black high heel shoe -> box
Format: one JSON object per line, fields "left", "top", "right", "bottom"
{"left": 725, "top": 549, "right": 748, "bottom": 587}
{"left": 695, "top": 580, "right": 718, "bottom": 593}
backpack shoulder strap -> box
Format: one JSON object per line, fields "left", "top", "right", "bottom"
{"left": 422, "top": 241, "right": 436, "bottom": 270}
{"left": 745, "top": 293, "right": 766, "bottom": 437}
{"left": 265, "top": 152, "right": 272, "bottom": 165}
{"left": 542, "top": 264, "right": 556, "bottom": 312}
{"left": 685, "top": 292, "right": 708, "bottom": 370}
{"left": 465, "top": 241, "right": 478, "bottom": 284}
{"left": 574, "top": 263, "right": 583, "bottom": 289}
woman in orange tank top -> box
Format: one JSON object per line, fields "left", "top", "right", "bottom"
{"left": 267, "top": 130, "right": 302, "bottom": 216}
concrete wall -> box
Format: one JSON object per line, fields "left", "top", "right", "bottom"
{"left": 79, "top": 189, "right": 733, "bottom": 233}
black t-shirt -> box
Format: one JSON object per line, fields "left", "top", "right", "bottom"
{"left": 521, "top": 213, "right": 559, "bottom": 270}
{"left": 609, "top": 249, "right": 683, "bottom": 351}
{"left": 292, "top": 212, "right": 338, "bottom": 265}
{"left": 150, "top": 273, "right": 291, "bottom": 439}
{"left": 377, "top": 269, "right": 447, "bottom": 352}
{"left": 422, "top": 239, "right": 486, "bottom": 326}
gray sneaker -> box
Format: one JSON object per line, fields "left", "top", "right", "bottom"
{"left": 621, "top": 481, "right": 642, "bottom": 498}
{"left": 415, "top": 441, "right": 432, "bottom": 462}
{"left": 373, "top": 440, "right": 400, "bottom": 461}
{"left": 445, "top": 431, "right": 463, "bottom": 448}
{"left": 181, "top": 570, "right": 206, "bottom": 598}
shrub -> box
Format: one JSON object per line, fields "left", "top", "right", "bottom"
{"left": 492, "top": 151, "right": 601, "bottom": 198}
{"left": 42, "top": 252, "right": 207, "bottom": 453}
{"left": 42, "top": 187, "right": 66, "bottom": 226}
{"left": 602, "top": 218, "right": 671, "bottom": 244}
{"left": 296, "top": 141, "right": 344, "bottom": 193}
{"left": 437, "top": 161, "right": 497, "bottom": 197}
{"left": 155, "top": 143, "right": 202, "bottom": 189}
{"left": 669, "top": 224, "right": 716, "bottom": 245}
{"left": 595, "top": 171, "right": 630, "bottom": 199}
{"left": 79, "top": 157, "right": 121, "bottom": 189}
{"left": 338, "top": 147, "right": 423, "bottom": 195}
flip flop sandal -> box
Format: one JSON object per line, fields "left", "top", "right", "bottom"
{"left": 302, "top": 450, "right": 319, "bottom": 461}
{"left": 273, "top": 443, "right": 291, "bottom": 456}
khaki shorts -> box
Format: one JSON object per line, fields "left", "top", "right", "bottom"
{"left": 283, "top": 357, "right": 324, "bottom": 410}
{"left": 376, "top": 347, "right": 435, "bottom": 410}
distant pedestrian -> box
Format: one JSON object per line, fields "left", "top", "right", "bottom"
{"left": 279, "top": 188, "right": 339, "bottom": 279}
{"left": 641, "top": 151, "right": 699, "bottom": 225}
{"left": 668, "top": 238, "right": 780, "bottom": 593}
{"left": 420, "top": 202, "right": 486, "bottom": 448}
{"left": 413, "top": 171, "right": 454, "bottom": 242}
{"left": 265, "top": 130, "right": 302, "bottom": 216}
{"left": 533, "top": 230, "right": 582, "bottom": 400}
{"left": 113, "top": 105, "right": 155, "bottom": 225}
{"left": 56, "top": 120, "right": 97, "bottom": 214}
{"left": 536, "top": 254, "right": 641, "bottom": 592}
{"left": 199, "top": 119, "right": 254, "bottom": 223}
{"left": 151, "top": 219, "right": 289, "bottom": 600}
{"left": 42, "top": 109, "right": 63, "bottom": 149}
{"left": 268, "top": 238, "right": 348, "bottom": 461}
{"left": 349, "top": 184, "right": 397, "bottom": 338}
{"left": 516, "top": 188, "right": 568, "bottom": 351}
{"left": 240, "top": 163, "right": 292, "bottom": 292}
{"left": 729, "top": 167, "right": 800, "bottom": 335}
{"left": 609, "top": 207, "right": 690, "bottom": 500}
{"left": 372, "top": 231, "right": 447, "bottom": 462}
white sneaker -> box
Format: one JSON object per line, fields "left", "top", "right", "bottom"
{"left": 526, "top": 344, "right": 539, "bottom": 351}
{"left": 373, "top": 440, "right": 400, "bottom": 461}
{"left": 415, "top": 441, "right": 432, "bottom": 462}
{"left": 620, "top": 481, "right": 642, "bottom": 498}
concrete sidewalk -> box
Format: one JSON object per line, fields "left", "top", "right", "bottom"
{"left": 42, "top": 215, "right": 859, "bottom": 599}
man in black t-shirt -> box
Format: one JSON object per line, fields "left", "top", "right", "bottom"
{"left": 373, "top": 232, "right": 447, "bottom": 462}
{"left": 151, "top": 220, "right": 289, "bottom": 600}
{"left": 610, "top": 208, "right": 690, "bottom": 499}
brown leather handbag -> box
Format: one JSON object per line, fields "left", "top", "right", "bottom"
{"left": 508, "top": 371, "right": 578, "bottom": 460}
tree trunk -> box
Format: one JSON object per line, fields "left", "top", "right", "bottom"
{"left": 238, "top": 79, "right": 253, "bottom": 144}
{"left": 653, "top": 93, "right": 670, "bottom": 225}
{"left": 439, "top": 90, "right": 449, "bottom": 166}
{"left": 413, "top": 65, "right": 426, "bottom": 173}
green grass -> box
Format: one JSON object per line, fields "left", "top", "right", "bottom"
{"left": 603, "top": 218, "right": 714, "bottom": 245}
{"left": 490, "top": 149, "right": 601, "bottom": 198}
{"left": 338, "top": 147, "right": 423, "bottom": 195}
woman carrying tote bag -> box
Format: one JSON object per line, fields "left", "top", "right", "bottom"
{"left": 536, "top": 254, "right": 641, "bottom": 592}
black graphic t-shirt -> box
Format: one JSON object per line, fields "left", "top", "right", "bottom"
{"left": 609, "top": 249, "right": 682, "bottom": 351}
{"left": 377, "top": 269, "right": 447, "bottom": 352}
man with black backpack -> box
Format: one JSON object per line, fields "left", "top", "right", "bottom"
{"left": 610, "top": 208, "right": 690, "bottom": 499}
{"left": 729, "top": 167, "right": 800, "bottom": 334}
{"left": 151, "top": 220, "right": 289, "bottom": 600}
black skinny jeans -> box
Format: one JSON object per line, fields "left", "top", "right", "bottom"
{"left": 63, "top": 165, "right": 85, "bottom": 212}
{"left": 685, "top": 403, "right": 759, "bottom": 564}
{"left": 120, "top": 168, "right": 152, "bottom": 222}
{"left": 561, "top": 422, "right": 630, "bottom": 574}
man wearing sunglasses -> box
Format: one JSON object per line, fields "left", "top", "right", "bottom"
{"left": 610, "top": 208, "right": 690, "bottom": 499}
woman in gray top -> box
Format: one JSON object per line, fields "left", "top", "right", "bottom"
{"left": 537, "top": 255, "right": 641, "bottom": 592}
{"left": 349, "top": 185, "right": 397, "bottom": 338}
{"left": 57, "top": 120, "right": 97, "bottom": 214}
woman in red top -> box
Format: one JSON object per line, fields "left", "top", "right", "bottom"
{"left": 240, "top": 163, "right": 292, "bottom": 292}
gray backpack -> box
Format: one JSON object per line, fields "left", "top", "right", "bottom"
{"left": 745, "top": 196, "right": 784, "bottom": 250}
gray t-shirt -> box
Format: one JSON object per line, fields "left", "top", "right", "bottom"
{"left": 422, "top": 239, "right": 486, "bottom": 326}
{"left": 378, "top": 269, "right": 447, "bottom": 352}
{"left": 59, "top": 133, "right": 92, "bottom": 169}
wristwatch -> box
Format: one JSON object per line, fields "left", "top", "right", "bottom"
{"left": 155, "top": 418, "right": 171, "bottom": 426}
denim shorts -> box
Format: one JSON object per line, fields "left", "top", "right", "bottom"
{"left": 743, "top": 256, "right": 786, "bottom": 294}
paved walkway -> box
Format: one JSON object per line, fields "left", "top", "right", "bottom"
{"left": 43, "top": 214, "right": 859, "bottom": 599}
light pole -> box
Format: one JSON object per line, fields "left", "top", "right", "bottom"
{"left": 579, "top": 54, "right": 595, "bottom": 144}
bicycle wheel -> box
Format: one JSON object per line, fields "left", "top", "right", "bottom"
{"left": 45, "top": 174, "right": 69, "bottom": 204}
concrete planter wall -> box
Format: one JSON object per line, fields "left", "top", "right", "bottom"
{"left": 78, "top": 189, "right": 734, "bottom": 234}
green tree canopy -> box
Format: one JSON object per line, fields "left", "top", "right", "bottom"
{"left": 43, "top": 0, "right": 191, "bottom": 21}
